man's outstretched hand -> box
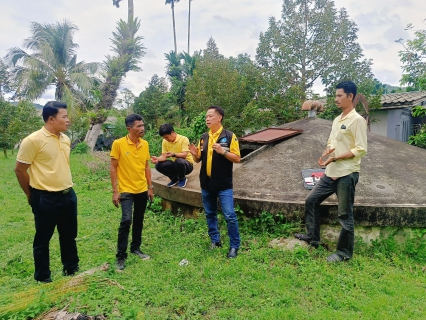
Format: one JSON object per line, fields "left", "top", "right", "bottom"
{"left": 318, "top": 147, "right": 335, "bottom": 167}
{"left": 189, "top": 143, "right": 199, "bottom": 157}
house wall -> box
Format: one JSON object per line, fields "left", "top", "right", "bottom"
{"left": 386, "top": 108, "right": 412, "bottom": 142}
{"left": 370, "top": 110, "right": 388, "bottom": 136}
{"left": 371, "top": 108, "right": 415, "bottom": 142}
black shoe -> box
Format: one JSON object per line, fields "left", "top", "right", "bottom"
{"left": 227, "top": 248, "right": 238, "bottom": 258}
{"left": 210, "top": 242, "right": 222, "bottom": 250}
{"left": 294, "top": 233, "right": 312, "bottom": 243}
{"left": 63, "top": 266, "right": 79, "bottom": 276}
{"left": 37, "top": 277, "right": 52, "bottom": 283}
{"left": 326, "top": 253, "right": 345, "bottom": 263}
{"left": 131, "top": 250, "right": 151, "bottom": 260}
{"left": 116, "top": 258, "right": 125, "bottom": 270}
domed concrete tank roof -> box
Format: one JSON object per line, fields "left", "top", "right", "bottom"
{"left": 153, "top": 117, "right": 426, "bottom": 227}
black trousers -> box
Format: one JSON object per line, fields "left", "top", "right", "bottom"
{"left": 305, "top": 173, "right": 359, "bottom": 259}
{"left": 116, "top": 191, "right": 148, "bottom": 259}
{"left": 155, "top": 158, "right": 193, "bottom": 180}
{"left": 30, "top": 187, "right": 79, "bottom": 281}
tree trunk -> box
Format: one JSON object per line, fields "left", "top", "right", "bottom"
{"left": 172, "top": 2, "right": 177, "bottom": 53}
{"left": 85, "top": 123, "right": 103, "bottom": 150}
{"left": 128, "top": 0, "right": 133, "bottom": 23}
{"left": 187, "top": 0, "right": 191, "bottom": 53}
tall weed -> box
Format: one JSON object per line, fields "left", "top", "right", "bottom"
{"left": 238, "top": 206, "right": 299, "bottom": 237}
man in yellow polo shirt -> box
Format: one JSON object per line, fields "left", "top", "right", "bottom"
{"left": 110, "top": 114, "right": 154, "bottom": 270}
{"left": 189, "top": 106, "right": 241, "bottom": 259}
{"left": 151, "top": 124, "right": 193, "bottom": 188}
{"left": 295, "top": 81, "right": 368, "bottom": 262}
{"left": 15, "top": 101, "right": 79, "bottom": 283}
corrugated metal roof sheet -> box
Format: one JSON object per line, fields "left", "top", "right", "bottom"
{"left": 239, "top": 128, "right": 303, "bottom": 144}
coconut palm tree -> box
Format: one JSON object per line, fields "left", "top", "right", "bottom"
{"left": 180, "top": 51, "right": 197, "bottom": 79}
{"left": 0, "top": 58, "right": 14, "bottom": 98}
{"left": 165, "top": 0, "right": 180, "bottom": 53}
{"left": 96, "top": 18, "right": 145, "bottom": 113}
{"left": 112, "top": 0, "right": 133, "bottom": 22}
{"left": 84, "top": 0, "right": 145, "bottom": 149}
{"left": 5, "top": 20, "right": 98, "bottom": 105}
{"left": 164, "top": 51, "right": 198, "bottom": 118}
{"left": 187, "top": 0, "right": 192, "bottom": 53}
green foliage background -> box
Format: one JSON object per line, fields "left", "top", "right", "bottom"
{"left": 0, "top": 100, "right": 43, "bottom": 158}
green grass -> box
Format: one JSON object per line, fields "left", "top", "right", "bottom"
{"left": 1, "top": 153, "right": 426, "bottom": 319}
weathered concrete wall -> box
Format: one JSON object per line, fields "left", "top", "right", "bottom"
{"left": 156, "top": 186, "right": 426, "bottom": 227}
{"left": 321, "top": 225, "right": 424, "bottom": 245}
{"left": 160, "top": 198, "right": 425, "bottom": 244}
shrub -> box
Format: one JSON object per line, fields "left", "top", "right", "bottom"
{"left": 408, "top": 125, "right": 426, "bottom": 149}
{"left": 188, "top": 112, "right": 207, "bottom": 143}
{"left": 72, "top": 142, "right": 90, "bottom": 154}
{"left": 143, "top": 129, "right": 162, "bottom": 157}
{"left": 94, "top": 134, "right": 114, "bottom": 151}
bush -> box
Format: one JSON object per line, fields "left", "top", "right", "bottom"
{"left": 408, "top": 106, "right": 426, "bottom": 149}
{"left": 408, "top": 125, "right": 426, "bottom": 149}
{"left": 237, "top": 206, "right": 299, "bottom": 237}
{"left": 188, "top": 112, "right": 207, "bottom": 143}
{"left": 143, "top": 129, "right": 163, "bottom": 157}
{"left": 72, "top": 142, "right": 90, "bottom": 154}
{"left": 94, "top": 134, "right": 114, "bottom": 151}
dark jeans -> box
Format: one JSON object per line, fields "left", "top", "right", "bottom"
{"left": 30, "top": 187, "right": 79, "bottom": 281}
{"left": 304, "top": 173, "right": 359, "bottom": 259}
{"left": 155, "top": 158, "right": 193, "bottom": 180}
{"left": 116, "top": 191, "right": 148, "bottom": 259}
{"left": 201, "top": 188, "right": 240, "bottom": 249}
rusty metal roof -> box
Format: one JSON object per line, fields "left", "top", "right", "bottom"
{"left": 239, "top": 128, "right": 303, "bottom": 144}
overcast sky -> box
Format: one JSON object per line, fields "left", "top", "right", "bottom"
{"left": 1, "top": 0, "right": 425, "bottom": 104}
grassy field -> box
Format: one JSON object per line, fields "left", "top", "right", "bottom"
{"left": 0, "top": 152, "right": 425, "bottom": 319}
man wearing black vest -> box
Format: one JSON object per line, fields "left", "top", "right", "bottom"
{"left": 189, "top": 106, "right": 241, "bottom": 258}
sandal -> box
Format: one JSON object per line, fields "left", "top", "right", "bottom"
{"left": 326, "top": 253, "right": 344, "bottom": 262}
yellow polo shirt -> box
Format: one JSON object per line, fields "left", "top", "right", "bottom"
{"left": 162, "top": 134, "right": 193, "bottom": 164}
{"left": 326, "top": 109, "right": 368, "bottom": 178}
{"left": 110, "top": 135, "right": 150, "bottom": 193}
{"left": 197, "top": 126, "right": 240, "bottom": 177}
{"left": 16, "top": 127, "right": 73, "bottom": 191}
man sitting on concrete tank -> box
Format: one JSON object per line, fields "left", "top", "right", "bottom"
{"left": 151, "top": 124, "right": 194, "bottom": 188}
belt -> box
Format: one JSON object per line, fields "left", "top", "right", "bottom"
{"left": 34, "top": 188, "right": 71, "bottom": 194}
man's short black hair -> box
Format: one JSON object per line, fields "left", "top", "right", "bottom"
{"left": 208, "top": 105, "right": 224, "bottom": 121}
{"left": 336, "top": 81, "right": 357, "bottom": 100}
{"left": 42, "top": 101, "right": 67, "bottom": 122}
{"left": 125, "top": 114, "right": 144, "bottom": 127}
{"left": 158, "top": 123, "right": 174, "bottom": 136}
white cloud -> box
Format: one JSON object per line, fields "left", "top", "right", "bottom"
{"left": 1, "top": 0, "right": 426, "bottom": 102}
{"left": 362, "top": 43, "right": 387, "bottom": 51}
{"left": 213, "top": 16, "right": 236, "bottom": 27}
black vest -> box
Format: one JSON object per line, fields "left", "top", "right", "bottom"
{"left": 199, "top": 129, "right": 234, "bottom": 191}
